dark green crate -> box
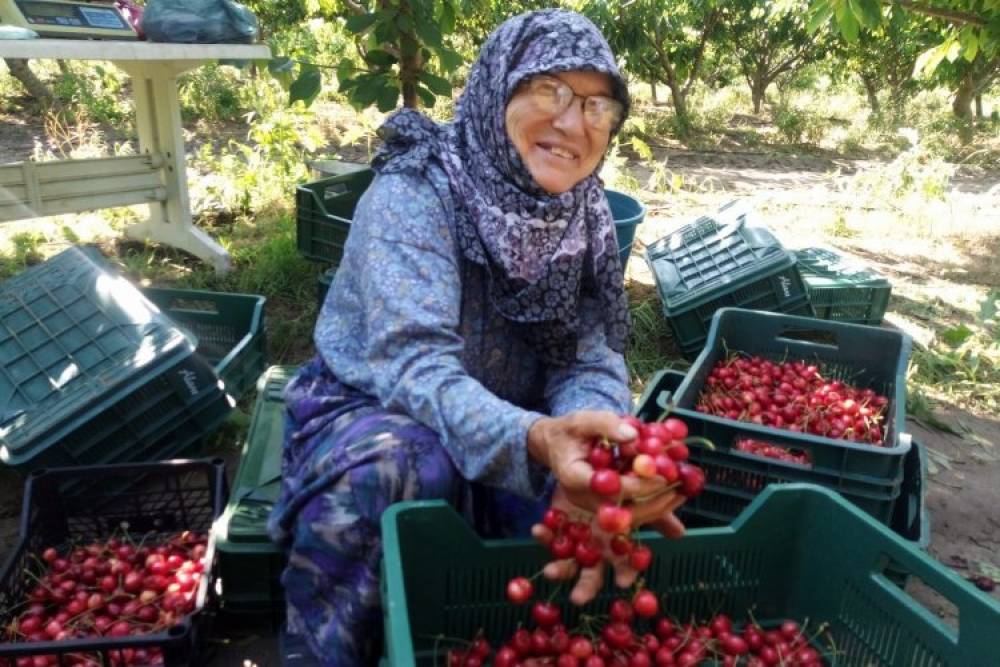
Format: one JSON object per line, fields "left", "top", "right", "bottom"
{"left": 0, "top": 246, "right": 233, "bottom": 474}
{"left": 645, "top": 203, "right": 814, "bottom": 360}
{"left": 796, "top": 247, "right": 892, "bottom": 325}
{"left": 638, "top": 369, "right": 902, "bottom": 525}
{"left": 381, "top": 485, "right": 1000, "bottom": 667}
{"left": 672, "top": 308, "right": 912, "bottom": 482}
{"left": 636, "top": 370, "right": 926, "bottom": 545}
{"left": 214, "top": 365, "right": 296, "bottom": 616}
{"left": 296, "top": 169, "right": 375, "bottom": 264}
{"left": 141, "top": 287, "right": 267, "bottom": 400}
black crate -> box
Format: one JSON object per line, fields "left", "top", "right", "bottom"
{"left": 0, "top": 459, "right": 227, "bottom": 666}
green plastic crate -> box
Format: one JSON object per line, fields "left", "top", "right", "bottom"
{"left": 637, "top": 369, "right": 904, "bottom": 526}
{"left": 796, "top": 247, "right": 892, "bottom": 325}
{"left": 672, "top": 308, "right": 912, "bottom": 482}
{"left": 0, "top": 246, "right": 233, "bottom": 474}
{"left": 645, "top": 202, "right": 813, "bottom": 359}
{"left": 214, "top": 365, "right": 296, "bottom": 616}
{"left": 296, "top": 169, "right": 376, "bottom": 264}
{"left": 381, "top": 485, "right": 1000, "bottom": 667}
{"left": 141, "top": 287, "right": 267, "bottom": 400}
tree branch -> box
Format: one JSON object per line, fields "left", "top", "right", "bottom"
{"left": 682, "top": 9, "right": 720, "bottom": 97}
{"left": 892, "top": 1, "right": 987, "bottom": 28}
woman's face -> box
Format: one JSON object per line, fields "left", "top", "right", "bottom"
{"left": 505, "top": 70, "right": 615, "bottom": 194}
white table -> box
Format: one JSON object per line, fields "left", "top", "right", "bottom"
{"left": 0, "top": 40, "right": 271, "bottom": 274}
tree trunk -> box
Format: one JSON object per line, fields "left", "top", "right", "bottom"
{"left": 861, "top": 73, "right": 881, "bottom": 118}
{"left": 750, "top": 72, "right": 768, "bottom": 115}
{"left": 666, "top": 80, "right": 690, "bottom": 135}
{"left": 650, "top": 80, "right": 659, "bottom": 104}
{"left": 975, "top": 94, "right": 984, "bottom": 118}
{"left": 3, "top": 58, "right": 54, "bottom": 105}
{"left": 952, "top": 71, "right": 975, "bottom": 119}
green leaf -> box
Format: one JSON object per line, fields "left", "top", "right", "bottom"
{"left": 413, "top": 12, "right": 444, "bottom": 48}
{"left": 289, "top": 66, "right": 322, "bottom": 107}
{"left": 345, "top": 13, "right": 378, "bottom": 33}
{"left": 418, "top": 70, "right": 452, "bottom": 96}
{"left": 940, "top": 324, "right": 974, "bottom": 347}
{"left": 375, "top": 82, "right": 400, "bottom": 112}
{"left": 848, "top": 0, "right": 881, "bottom": 28}
{"left": 435, "top": 46, "right": 463, "bottom": 72}
{"left": 979, "top": 561, "right": 1000, "bottom": 582}
{"left": 960, "top": 28, "right": 980, "bottom": 61}
{"left": 806, "top": 2, "right": 835, "bottom": 34}
{"left": 416, "top": 84, "right": 436, "bottom": 108}
{"left": 439, "top": 0, "right": 456, "bottom": 34}
{"left": 350, "top": 75, "right": 382, "bottom": 108}
{"left": 364, "top": 50, "right": 397, "bottom": 68}
{"left": 979, "top": 288, "right": 1000, "bottom": 323}
{"left": 839, "top": 9, "right": 860, "bottom": 41}
{"left": 913, "top": 43, "right": 949, "bottom": 78}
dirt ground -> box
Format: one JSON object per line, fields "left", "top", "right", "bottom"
{"left": 1, "top": 113, "right": 999, "bottom": 663}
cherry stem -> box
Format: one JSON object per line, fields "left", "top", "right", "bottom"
{"left": 683, "top": 435, "right": 716, "bottom": 451}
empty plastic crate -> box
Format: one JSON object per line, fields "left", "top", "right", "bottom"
{"left": 796, "top": 246, "right": 892, "bottom": 325}
{"left": 296, "top": 169, "right": 375, "bottom": 264}
{"left": 141, "top": 287, "right": 267, "bottom": 400}
{"left": 381, "top": 485, "right": 1000, "bottom": 666}
{"left": 214, "top": 365, "right": 296, "bottom": 617}
{"left": 671, "top": 308, "right": 912, "bottom": 483}
{"left": 0, "top": 459, "right": 227, "bottom": 666}
{"left": 0, "top": 246, "right": 233, "bottom": 474}
{"left": 645, "top": 202, "right": 813, "bottom": 359}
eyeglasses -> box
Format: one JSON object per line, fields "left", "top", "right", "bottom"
{"left": 520, "top": 75, "right": 624, "bottom": 133}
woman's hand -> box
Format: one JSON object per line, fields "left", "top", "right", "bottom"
{"left": 532, "top": 484, "right": 686, "bottom": 606}
{"left": 527, "top": 411, "right": 663, "bottom": 512}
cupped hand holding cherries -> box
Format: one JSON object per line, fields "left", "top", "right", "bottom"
{"left": 523, "top": 411, "right": 708, "bottom": 606}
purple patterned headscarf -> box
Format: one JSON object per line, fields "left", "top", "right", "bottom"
{"left": 372, "top": 9, "right": 631, "bottom": 366}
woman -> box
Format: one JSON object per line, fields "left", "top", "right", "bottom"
{"left": 269, "top": 9, "right": 686, "bottom": 665}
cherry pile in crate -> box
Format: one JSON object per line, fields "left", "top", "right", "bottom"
{"left": 695, "top": 355, "right": 890, "bottom": 446}
{"left": 0, "top": 532, "right": 208, "bottom": 667}
{"left": 734, "top": 439, "right": 811, "bottom": 467}
{"left": 446, "top": 593, "right": 829, "bottom": 666}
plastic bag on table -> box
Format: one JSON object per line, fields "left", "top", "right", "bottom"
{"left": 141, "top": 0, "right": 259, "bottom": 44}
{"left": 115, "top": 0, "right": 146, "bottom": 39}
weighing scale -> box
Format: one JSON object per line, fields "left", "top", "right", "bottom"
{"left": 0, "top": 0, "right": 138, "bottom": 39}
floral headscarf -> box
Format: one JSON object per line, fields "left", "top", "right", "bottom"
{"left": 372, "top": 8, "right": 631, "bottom": 366}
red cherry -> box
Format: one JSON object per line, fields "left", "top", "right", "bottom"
{"left": 549, "top": 534, "right": 576, "bottom": 560}
{"left": 596, "top": 503, "right": 632, "bottom": 534}
{"left": 574, "top": 539, "right": 603, "bottom": 567}
{"left": 610, "top": 533, "right": 633, "bottom": 555}
{"left": 677, "top": 463, "right": 706, "bottom": 498}
{"left": 543, "top": 508, "right": 568, "bottom": 532}
{"left": 588, "top": 445, "right": 614, "bottom": 470}
{"left": 531, "top": 601, "right": 561, "bottom": 627}
{"left": 609, "top": 598, "right": 634, "bottom": 624}
{"left": 632, "top": 590, "right": 659, "bottom": 617}
{"left": 590, "top": 469, "right": 622, "bottom": 497}
{"left": 506, "top": 576, "right": 533, "bottom": 604}
{"left": 628, "top": 545, "right": 652, "bottom": 571}
{"left": 662, "top": 418, "right": 688, "bottom": 440}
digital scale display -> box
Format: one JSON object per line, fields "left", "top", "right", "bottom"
{"left": 2, "top": 0, "right": 135, "bottom": 37}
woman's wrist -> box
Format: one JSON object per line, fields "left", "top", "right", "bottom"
{"left": 527, "top": 416, "right": 554, "bottom": 470}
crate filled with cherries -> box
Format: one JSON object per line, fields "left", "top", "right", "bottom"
{"left": 0, "top": 531, "right": 209, "bottom": 667}
{"left": 439, "top": 417, "right": 830, "bottom": 666}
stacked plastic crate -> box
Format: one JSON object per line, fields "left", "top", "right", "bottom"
{"left": 296, "top": 166, "right": 375, "bottom": 309}
{"left": 644, "top": 201, "right": 814, "bottom": 360}
{"left": 214, "top": 365, "right": 296, "bottom": 621}
{"left": 0, "top": 245, "right": 267, "bottom": 474}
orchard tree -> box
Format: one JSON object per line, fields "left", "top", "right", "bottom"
{"left": 589, "top": 0, "right": 725, "bottom": 134}
{"left": 727, "top": 0, "right": 829, "bottom": 114}
{"left": 809, "top": 0, "right": 999, "bottom": 120}
{"left": 269, "top": 0, "right": 467, "bottom": 111}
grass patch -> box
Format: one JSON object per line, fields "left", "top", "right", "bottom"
{"left": 626, "top": 282, "right": 687, "bottom": 398}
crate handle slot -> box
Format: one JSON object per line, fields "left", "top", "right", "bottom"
{"left": 874, "top": 556, "right": 960, "bottom": 641}
{"left": 774, "top": 327, "right": 839, "bottom": 349}
{"left": 164, "top": 298, "right": 220, "bottom": 315}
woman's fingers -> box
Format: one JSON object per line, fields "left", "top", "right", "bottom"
{"left": 569, "top": 563, "right": 605, "bottom": 606}
{"left": 543, "top": 557, "right": 577, "bottom": 581}
{"left": 650, "top": 511, "right": 686, "bottom": 539}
